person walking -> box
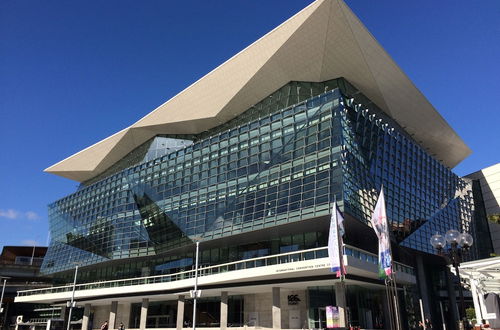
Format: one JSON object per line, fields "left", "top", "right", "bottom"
{"left": 118, "top": 322, "right": 125, "bottom": 330}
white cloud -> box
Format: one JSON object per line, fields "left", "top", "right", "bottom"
{"left": 25, "top": 211, "right": 40, "bottom": 220}
{"left": 0, "top": 209, "right": 40, "bottom": 220}
{"left": 21, "top": 239, "right": 39, "bottom": 246}
{"left": 0, "top": 209, "right": 20, "bottom": 219}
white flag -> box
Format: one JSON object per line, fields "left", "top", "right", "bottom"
{"left": 370, "top": 189, "right": 392, "bottom": 278}
{"left": 328, "top": 202, "right": 345, "bottom": 277}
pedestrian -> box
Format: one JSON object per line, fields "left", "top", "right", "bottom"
{"left": 425, "top": 317, "right": 432, "bottom": 328}
{"left": 118, "top": 322, "right": 125, "bottom": 330}
{"left": 100, "top": 321, "right": 108, "bottom": 330}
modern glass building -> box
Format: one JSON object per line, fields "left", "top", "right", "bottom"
{"left": 15, "top": 1, "right": 490, "bottom": 329}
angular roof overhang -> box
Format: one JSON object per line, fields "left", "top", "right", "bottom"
{"left": 45, "top": 0, "right": 471, "bottom": 182}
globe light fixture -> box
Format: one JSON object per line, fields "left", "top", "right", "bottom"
{"left": 445, "top": 229, "right": 461, "bottom": 245}
{"left": 430, "top": 233, "right": 446, "bottom": 250}
{"left": 459, "top": 233, "right": 473, "bottom": 248}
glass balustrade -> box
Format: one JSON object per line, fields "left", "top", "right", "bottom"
{"left": 18, "top": 245, "right": 414, "bottom": 297}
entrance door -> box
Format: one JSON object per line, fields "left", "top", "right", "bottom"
{"left": 312, "top": 307, "right": 326, "bottom": 329}
{"left": 289, "top": 310, "right": 301, "bottom": 329}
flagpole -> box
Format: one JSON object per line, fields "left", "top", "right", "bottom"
{"left": 384, "top": 277, "right": 395, "bottom": 329}
{"left": 330, "top": 198, "right": 348, "bottom": 328}
{"left": 385, "top": 235, "right": 398, "bottom": 330}
{"left": 335, "top": 198, "right": 346, "bottom": 282}
{"left": 372, "top": 186, "right": 402, "bottom": 330}
{"left": 376, "top": 186, "right": 394, "bottom": 329}
{"left": 336, "top": 202, "right": 348, "bottom": 327}
{"left": 389, "top": 264, "right": 402, "bottom": 330}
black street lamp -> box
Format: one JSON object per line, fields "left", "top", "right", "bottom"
{"left": 430, "top": 229, "right": 473, "bottom": 328}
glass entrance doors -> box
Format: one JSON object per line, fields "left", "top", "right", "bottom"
{"left": 311, "top": 307, "right": 327, "bottom": 329}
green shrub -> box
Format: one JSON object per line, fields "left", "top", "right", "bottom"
{"left": 466, "top": 307, "right": 476, "bottom": 321}
{"left": 488, "top": 214, "right": 500, "bottom": 224}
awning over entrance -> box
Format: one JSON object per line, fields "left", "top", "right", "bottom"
{"left": 457, "top": 257, "right": 500, "bottom": 294}
{"left": 454, "top": 256, "right": 500, "bottom": 324}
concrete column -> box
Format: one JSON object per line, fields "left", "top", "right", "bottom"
{"left": 109, "top": 301, "right": 118, "bottom": 330}
{"left": 60, "top": 305, "right": 67, "bottom": 320}
{"left": 334, "top": 283, "right": 347, "bottom": 327}
{"left": 176, "top": 295, "right": 185, "bottom": 330}
{"left": 272, "top": 287, "right": 281, "bottom": 330}
{"left": 220, "top": 291, "right": 228, "bottom": 330}
{"left": 416, "top": 255, "right": 432, "bottom": 320}
{"left": 61, "top": 305, "right": 69, "bottom": 330}
{"left": 446, "top": 268, "right": 459, "bottom": 330}
{"left": 82, "top": 304, "right": 91, "bottom": 330}
{"left": 119, "top": 303, "right": 132, "bottom": 329}
{"left": 139, "top": 298, "right": 149, "bottom": 330}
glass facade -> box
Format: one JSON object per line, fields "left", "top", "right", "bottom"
{"left": 469, "top": 178, "right": 494, "bottom": 258}
{"left": 129, "top": 296, "right": 244, "bottom": 328}
{"left": 42, "top": 78, "right": 475, "bottom": 281}
{"left": 339, "top": 91, "right": 474, "bottom": 256}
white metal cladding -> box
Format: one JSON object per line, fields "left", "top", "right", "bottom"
{"left": 45, "top": 0, "right": 470, "bottom": 182}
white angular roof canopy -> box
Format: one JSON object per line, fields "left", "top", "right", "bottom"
{"left": 46, "top": 0, "right": 471, "bottom": 182}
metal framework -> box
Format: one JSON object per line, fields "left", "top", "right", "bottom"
{"left": 454, "top": 257, "right": 500, "bottom": 324}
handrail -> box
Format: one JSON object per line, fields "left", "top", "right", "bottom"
{"left": 17, "top": 244, "right": 414, "bottom": 297}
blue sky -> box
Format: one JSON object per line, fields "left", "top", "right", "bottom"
{"left": 1, "top": 0, "right": 499, "bottom": 248}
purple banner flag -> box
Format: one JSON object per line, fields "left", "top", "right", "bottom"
{"left": 370, "top": 189, "right": 392, "bottom": 278}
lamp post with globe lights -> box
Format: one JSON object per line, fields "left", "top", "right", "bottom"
{"left": 430, "top": 229, "right": 473, "bottom": 328}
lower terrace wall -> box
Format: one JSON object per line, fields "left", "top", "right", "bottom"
{"left": 86, "top": 289, "right": 309, "bottom": 330}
